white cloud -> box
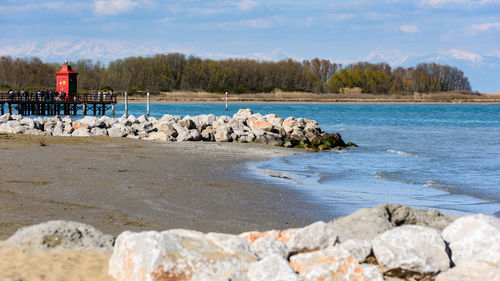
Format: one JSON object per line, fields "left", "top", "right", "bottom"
{"left": 400, "top": 24, "right": 420, "bottom": 33}
{"left": 447, "top": 49, "right": 483, "bottom": 62}
{"left": 233, "top": 0, "right": 258, "bottom": 11}
{"left": 421, "top": 0, "right": 500, "bottom": 6}
{"left": 94, "top": 0, "right": 139, "bottom": 15}
{"left": 464, "top": 22, "right": 500, "bottom": 33}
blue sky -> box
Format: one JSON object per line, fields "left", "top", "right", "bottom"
{"left": 1, "top": 0, "right": 499, "bottom": 92}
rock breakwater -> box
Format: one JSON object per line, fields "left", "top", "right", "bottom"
{"left": 0, "top": 109, "right": 351, "bottom": 150}
{"left": 2, "top": 204, "right": 499, "bottom": 281}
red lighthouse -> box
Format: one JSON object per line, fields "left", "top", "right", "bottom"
{"left": 55, "top": 61, "right": 78, "bottom": 94}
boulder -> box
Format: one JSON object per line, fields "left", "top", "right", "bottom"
{"left": 436, "top": 260, "right": 500, "bottom": 281}
{"left": 108, "top": 124, "right": 128, "bottom": 138}
{"left": 233, "top": 108, "right": 253, "bottom": 121}
{"left": 255, "top": 131, "right": 284, "bottom": 146}
{"left": 360, "top": 264, "right": 384, "bottom": 281}
{"left": 148, "top": 132, "right": 173, "bottom": 141}
{"left": 249, "top": 237, "right": 289, "bottom": 259}
{"left": 289, "top": 245, "right": 368, "bottom": 281}
{"left": 372, "top": 225, "right": 450, "bottom": 275}
{"left": 7, "top": 220, "right": 114, "bottom": 253}
{"left": 247, "top": 254, "right": 303, "bottom": 281}
{"left": 108, "top": 230, "right": 256, "bottom": 281}
{"left": 215, "top": 125, "right": 233, "bottom": 142}
{"left": 329, "top": 204, "right": 457, "bottom": 242}
{"left": 179, "top": 118, "right": 196, "bottom": 130}
{"left": 72, "top": 128, "right": 92, "bottom": 137}
{"left": 340, "top": 239, "right": 372, "bottom": 262}
{"left": 91, "top": 127, "right": 108, "bottom": 136}
{"left": 176, "top": 129, "right": 202, "bottom": 142}
{"left": 0, "top": 113, "right": 10, "bottom": 123}
{"left": 154, "top": 122, "right": 178, "bottom": 137}
{"left": 241, "top": 221, "right": 338, "bottom": 255}
{"left": 441, "top": 214, "right": 500, "bottom": 266}
{"left": 248, "top": 119, "right": 273, "bottom": 131}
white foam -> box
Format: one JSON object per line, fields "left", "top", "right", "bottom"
{"left": 387, "top": 149, "right": 424, "bottom": 158}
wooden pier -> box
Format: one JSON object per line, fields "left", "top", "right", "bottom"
{"left": 0, "top": 93, "right": 117, "bottom": 116}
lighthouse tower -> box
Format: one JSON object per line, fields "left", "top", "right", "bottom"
{"left": 55, "top": 60, "right": 78, "bottom": 94}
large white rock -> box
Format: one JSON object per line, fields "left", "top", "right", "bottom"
{"left": 289, "top": 245, "right": 368, "bottom": 281}
{"left": 436, "top": 260, "right": 500, "bottom": 281}
{"left": 153, "top": 122, "right": 178, "bottom": 137}
{"left": 72, "top": 128, "right": 92, "bottom": 137}
{"left": 360, "top": 264, "right": 384, "bottom": 281}
{"left": 247, "top": 254, "right": 303, "bottom": 281}
{"left": 109, "top": 230, "right": 256, "bottom": 281}
{"left": 240, "top": 221, "right": 338, "bottom": 255}
{"left": 250, "top": 237, "right": 289, "bottom": 259}
{"left": 441, "top": 214, "right": 500, "bottom": 266}
{"left": 372, "top": 225, "right": 450, "bottom": 274}
{"left": 108, "top": 124, "right": 128, "bottom": 137}
{"left": 340, "top": 239, "right": 372, "bottom": 262}
{"left": 91, "top": 127, "right": 108, "bottom": 136}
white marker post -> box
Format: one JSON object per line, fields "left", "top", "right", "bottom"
{"left": 147, "top": 92, "right": 150, "bottom": 116}
{"left": 124, "top": 92, "right": 128, "bottom": 117}
{"left": 225, "top": 91, "right": 228, "bottom": 111}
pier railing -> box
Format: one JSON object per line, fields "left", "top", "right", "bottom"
{"left": 0, "top": 93, "right": 117, "bottom": 104}
{"left": 0, "top": 92, "right": 117, "bottom": 116}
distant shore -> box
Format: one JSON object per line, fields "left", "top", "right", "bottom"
{"left": 122, "top": 91, "right": 500, "bottom": 104}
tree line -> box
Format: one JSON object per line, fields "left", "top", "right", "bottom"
{"left": 0, "top": 54, "right": 471, "bottom": 94}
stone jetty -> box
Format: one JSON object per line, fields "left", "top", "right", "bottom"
{"left": 0, "top": 109, "right": 350, "bottom": 150}
{"left": 4, "top": 204, "right": 499, "bottom": 281}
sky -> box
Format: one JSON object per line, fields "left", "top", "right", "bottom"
{"left": 1, "top": 0, "right": 499, "bottom": 92}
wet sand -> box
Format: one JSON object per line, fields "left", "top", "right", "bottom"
{"left": 0, "top": 134, "right": 326, "bottom": 240}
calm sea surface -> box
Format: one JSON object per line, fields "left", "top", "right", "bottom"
{"left": 7, "top": 103, "right": 500, "bottom": 217}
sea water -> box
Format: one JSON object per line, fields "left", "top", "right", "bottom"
{"left": 5, "top": 103, "right": 499, "bottom": 217}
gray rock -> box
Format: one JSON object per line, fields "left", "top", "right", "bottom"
{"left": 329, "top": 204, "right": 457, "bottom": 242}
{"left": 340, "top": 239, "right": 372, "bottom": 262}
{"left": 441, "top": 214, "right": 500, "bottom": 266}
{"left": 108, "top": 124, "right": 128, "bottom": 138}
{"left": 372, "top": 225, "right": 450, "bottom": 274}
{"left": 255, "top": 131, "right": 284, "bottom": 146}
{"left": 286, "top": 221, "right": 339, "bottom": 254}
{"left": 91, "top": 127, "right": 108, "bottom": 136}
{"left": 250, "top": 237, "right": 289, "bottom": 260}
{"left": 7, "top": 220, "right": 114, "bottom": 253}
{"left": 154, "top": 121, "right": 178, "bottom": 137}
{"left": 179, "top": 117, "right": 196, "bottom": 130}
{"left": 247, "top": 254, "right": 303, "bottom": 281}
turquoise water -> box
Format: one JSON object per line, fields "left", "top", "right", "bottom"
{"left": 4, "top": 103, "right": 500, "bottom": 217}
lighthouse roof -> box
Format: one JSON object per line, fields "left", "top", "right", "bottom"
{"left": 56, "top": 64, "right": 78, "bottom": 75}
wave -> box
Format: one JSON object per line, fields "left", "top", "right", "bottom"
{"left": 373, "top": 171, "right": 417, "bottom": 185}
{"left": 387, "top": 149, "right": 424, "bottom": 158}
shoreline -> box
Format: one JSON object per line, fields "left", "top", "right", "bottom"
{"left": 123, "top": 100, "right": 500, "bottom": 105}
{"left": 0, "top": 135, "right": 330, "bottom": 239}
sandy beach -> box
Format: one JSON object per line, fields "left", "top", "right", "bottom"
{"left": 0, "top": 134, "right": 329, "bottom": 240}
